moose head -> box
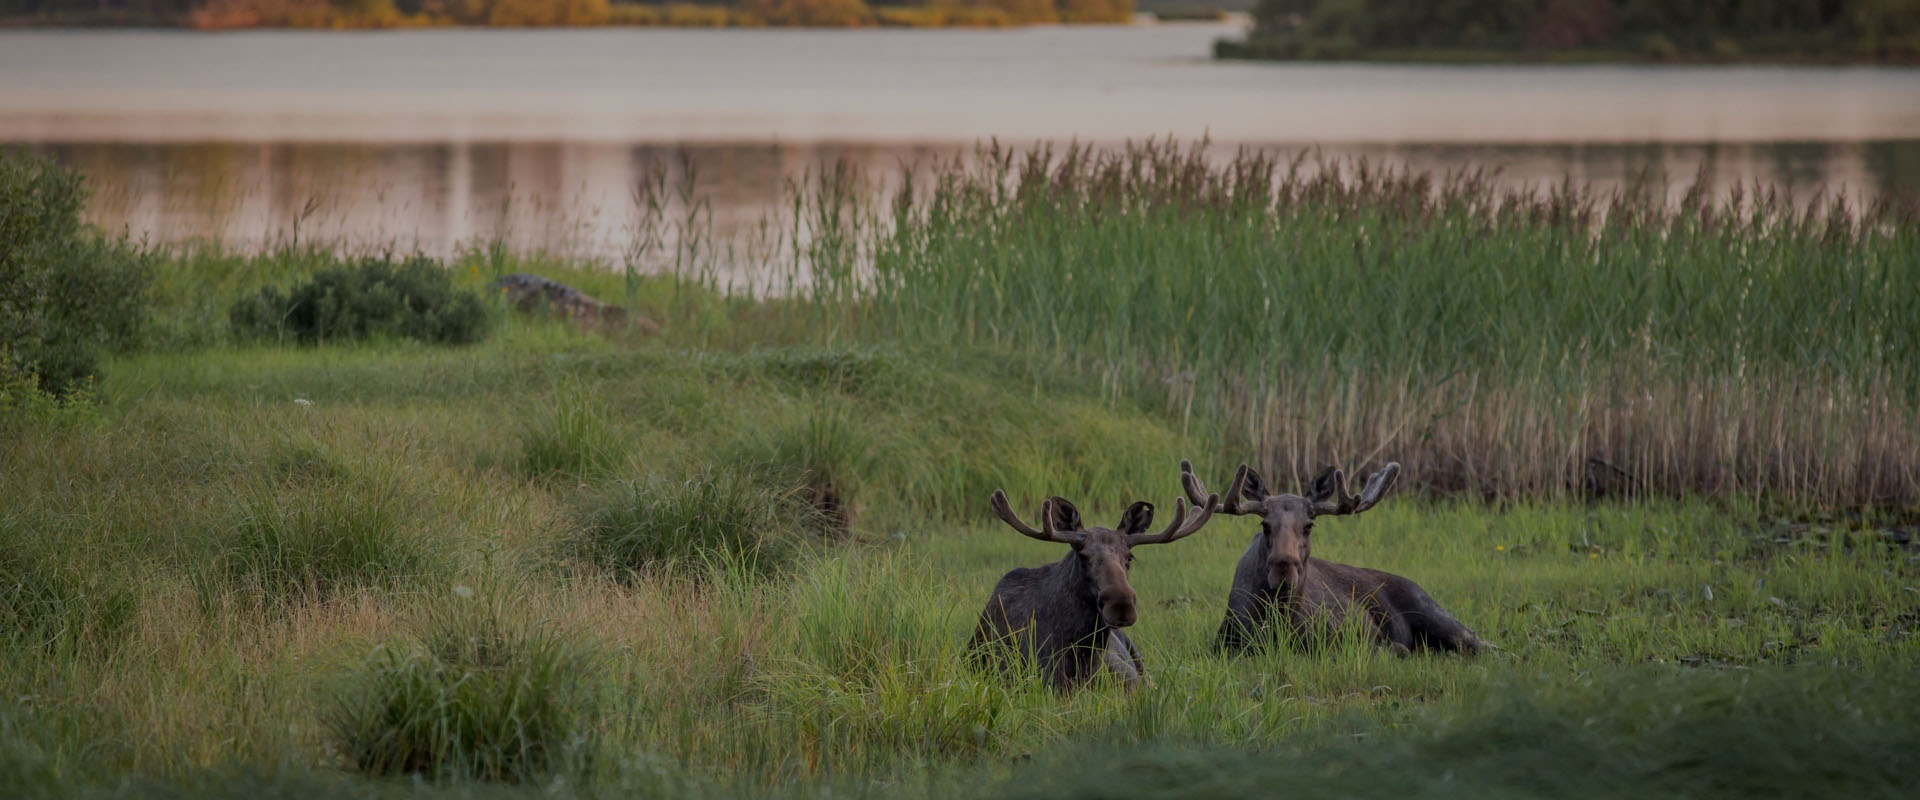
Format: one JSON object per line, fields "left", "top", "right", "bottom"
{"left": 987, "top": 489, "right": 1217, "bottom": 629}
{"left": 1181, "top": 460, "right": 1400, "bottom": 591}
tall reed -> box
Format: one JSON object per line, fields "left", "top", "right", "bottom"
{"left": 786, "top": 141, "right": 1920, "bottom": 509}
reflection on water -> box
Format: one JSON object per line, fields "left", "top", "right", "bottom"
{"left": 6, "top": 24, "right": 1918, "bottom": 263}
{"left": 20, "top": 138, "right": 1920, "bottom": 262}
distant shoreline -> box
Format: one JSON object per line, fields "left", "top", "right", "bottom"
{"left": 1214, "top": 39, "right": 1920, "bottom": 66}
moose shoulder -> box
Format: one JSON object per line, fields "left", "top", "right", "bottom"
{"left": 1180, "top": 460, "right": 1488, "bottom": 656}
{"left": 967, "top": 488, "right": 1217, "bottom": 691}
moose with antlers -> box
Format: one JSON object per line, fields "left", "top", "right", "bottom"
{"left": 1181, "top": 460, "right": 1488, "bottom": 656}
{"left": 968, "top": 488, "right": 1218, "bottom": 691}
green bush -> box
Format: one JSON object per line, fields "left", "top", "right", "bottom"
{"left": 325, "top": 603, "right": 597, "bottom": 783}
{"left": 0, "top": 153, "right": 152, "bottom": 396}
{"left": 228, "top": 254, "right": 488, "bottom": 345}
{"left": 575, "top": 467, "right": 812, "bottom": 579}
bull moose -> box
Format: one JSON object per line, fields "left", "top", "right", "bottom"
{"left": 968, "top": 488, "right": 1219, "bottom": 691}
{"left": 1180, "top": 460, "right": 1487, "bottom": 656}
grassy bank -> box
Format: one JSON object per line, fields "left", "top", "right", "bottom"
{"left": 5, "top": 146, "right": 1918, "bottom": 796}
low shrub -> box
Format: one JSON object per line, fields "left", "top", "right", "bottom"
{"left": 659, "top": 2, "right": 742, "bottom": 25}
{"left": 741, "top": 0, "right": 870, "bottom": 26}
{"left": 326, "top": 601, "right": 598, "bottom": 783}
{"left": 228, "top": 254, "right": 488, "bottom": 345}
{"left": 575, "top": 467, "right": 812, "bottom": 579}
{"left": 0, "top": 362, "right": 98, "bottom": 432}
{"left": 487, "top": 0, "right": 612, "bottom": 26}
{"left": 0, "top": 153, "right": 153, "bottom": 396}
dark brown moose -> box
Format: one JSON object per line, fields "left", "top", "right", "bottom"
{"left": 1180, "top": 460, "right": 1487, "bottom": 656}
{"left": 968, "top": 488, "right": 1218, "bottom": 691}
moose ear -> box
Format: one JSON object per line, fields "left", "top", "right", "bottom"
{"left": 1116, "top": 501, "right": 1155, "bottom": 535}
{"left": 1047, "top": 497, "right": 1085, "bottom": 532}
{"left": 1238, "top": 465, "right": 1271, "bottom": 503}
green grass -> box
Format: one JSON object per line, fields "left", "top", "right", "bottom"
{"left": 2, "top": 317, "right": 1914, "bottom": 797}
{"left": 3, "top": 144, "right": 1917, "bottom": 796}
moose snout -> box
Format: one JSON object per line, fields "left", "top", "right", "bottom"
{"left": 1268, "top": 557, "right": 1303, "bottom": 588}
{"left": 1099, "top": 591, "right": 1138, "bottom": 628}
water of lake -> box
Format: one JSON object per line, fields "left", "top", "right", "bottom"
{"left": 3, "top": 21, "right": 1918, "bottom": 259}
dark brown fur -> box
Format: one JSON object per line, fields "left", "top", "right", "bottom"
{"left": 968, "top": 490, "right": 1216, "bottom": 691}
{"left": 1181, "top": 460, "right": 1487, "bottom": 656}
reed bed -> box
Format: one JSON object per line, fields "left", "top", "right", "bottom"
{"left": 768, "top": 142, "right": 1920, "bottom": 510}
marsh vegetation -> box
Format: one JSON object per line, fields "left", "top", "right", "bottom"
{"left": 3, "top": 146, "right": 1916, "bottom": 797}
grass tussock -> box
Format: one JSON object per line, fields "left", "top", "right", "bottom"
{"left": 518, "top": 384, "right": 625, "bottom": 482}
{"left": 575, "top": 467, "right": 814, "bottom": 579}
{"left": 325, "top": 595, "right": 599, "bottom": 783}
{"left": 728, "top": 402, "right": 878, "bottom": 538}
{"left": 215, "top": 471, "right": 438, "bottom": 610}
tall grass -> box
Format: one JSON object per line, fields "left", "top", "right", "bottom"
{"left": 794, "top": 142, "right": 1920, "bottom": 509}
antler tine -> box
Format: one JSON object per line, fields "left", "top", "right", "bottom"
{"left": 990, "top": 490, "right": 1088, "bottom": 544}
{"left": 1179, "top": 493, "right": 1218, "bottom": 538}
{"left": 1351, "top": 462, "right": 1402, "bottom": 514}
{"left": 989, "top": 489, "right": 1047, "bottom": 540}
{"left": 1312, "top": 461, "right": 1402, "bottom": 516}
{"left": 1131, "top": 494, "right": 1219, "bottom": 546}
{"left": 1179, "top": 459, "right": 1215, "bottom": 510}
{"left": 1225, "top": 464, "right": 1263, "bottom": 515}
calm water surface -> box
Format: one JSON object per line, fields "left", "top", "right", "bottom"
{"left": 3, "top": 22, "right": 1917, "bottom": 258}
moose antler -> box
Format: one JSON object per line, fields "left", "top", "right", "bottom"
{"left": 989, "top": 489, "right": 1085, "bottom": 545}
{"left": 1309, "top": 462, "right": 1402, "bottom": 517}
{"left": 1127, "top": 494, "right": 1218, "bottom": 546}
{"left": 1180, "top": 460, "right": 1261, "bottom": 515}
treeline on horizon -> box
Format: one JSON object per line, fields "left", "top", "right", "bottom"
{"left": 1220, "top": 0, "right": 1920, "bottom": 63}
{"left": 0, "top": 0, "right": 1133, "bottom": 27}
